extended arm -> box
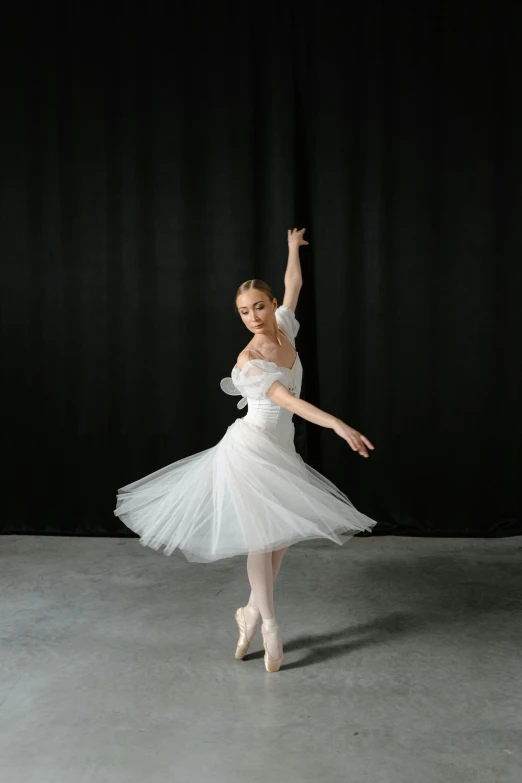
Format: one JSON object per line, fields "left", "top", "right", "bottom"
{"left": 267, "top": 382, "right": 375, "bottom": 458}
{"left": 282, "top": 228, "right": 308, "bottom": 311}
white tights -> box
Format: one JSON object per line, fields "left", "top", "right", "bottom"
{"left": 244, "top": 547, "right": 288, "bottom": 657}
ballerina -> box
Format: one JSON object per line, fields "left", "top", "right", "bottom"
{"left": 114, "top": 228, "right": 376, "bottom": 672}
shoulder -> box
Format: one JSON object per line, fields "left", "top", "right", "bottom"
{"left": 236, "top": 347, "right": 263, "bottom": 370}
{"left": 275, "top": 305, "right": 300, "bottom": 342}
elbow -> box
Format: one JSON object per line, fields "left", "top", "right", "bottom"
{"left": 284, "top": 274, "right": 303, "bottom": 288}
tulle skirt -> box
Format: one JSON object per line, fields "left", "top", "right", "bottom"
{"left": 114, "top": 418, "right": 377, "bottom": 563}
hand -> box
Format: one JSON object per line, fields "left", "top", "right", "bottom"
{"left": 332, "top": 419, "right": 375, "bottom": 458}
{"left": 288, "top": 228, "right": 309, "bottom": 247}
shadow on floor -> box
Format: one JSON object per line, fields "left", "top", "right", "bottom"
{"left": 243, "top": 611, "right": 419, "bottom": 670}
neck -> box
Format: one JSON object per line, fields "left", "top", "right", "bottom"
{"left": 253, "top": 315, "right": 280, "bottom": 347}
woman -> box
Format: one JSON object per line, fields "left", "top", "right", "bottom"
{"left": 114, "top": 228, "right": 376, "bottom": 673}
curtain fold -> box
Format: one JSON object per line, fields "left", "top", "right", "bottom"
{"left": 1, "top": 0, "right": 520, "bottom": 535}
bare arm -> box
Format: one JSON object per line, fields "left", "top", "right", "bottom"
{"left": 267, "top": 382, "right": 375, "bottom": 458}
{"left": 282, "top": 228, "right": 308, "bottom": 311}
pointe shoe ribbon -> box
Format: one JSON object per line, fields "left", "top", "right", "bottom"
{"left": 234, "top": 607, "right": 260, "bottom": 660}
{"left": 261, "top": 624, "right": 284, "bottom": 673}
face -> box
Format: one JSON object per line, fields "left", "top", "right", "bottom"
{"left": 236, "top": 290, "right": 276, "bottom": 334}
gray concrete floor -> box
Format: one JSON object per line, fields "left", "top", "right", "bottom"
{"left": 0, "top": 534, "right": 520, "bottom": 783}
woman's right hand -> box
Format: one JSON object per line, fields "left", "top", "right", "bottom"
{"left": 332, "top": 419, "right": 375, "bottom": 458}
{"left": 287, "top": 228, "right": 309, "bottom": 247}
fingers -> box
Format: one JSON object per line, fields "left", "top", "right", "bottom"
{"left": 347, "top": 431, "right": 374, "bottom": 458}
{"left": 346, "top": 435, "right": 366, "bottom": 457}
{"left": 355, "top": 441, "right": 369, "bottom": 457}
{"left": 288, "top": 228, "right": 309, "bottom": 246}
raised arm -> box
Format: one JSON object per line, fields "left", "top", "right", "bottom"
{"left": 282, "top": 228, "right": 308, "bottom": 311}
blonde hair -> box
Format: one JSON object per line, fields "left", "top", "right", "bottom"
{"left": 234, "top": 279, "right": 275, "bottom": 312}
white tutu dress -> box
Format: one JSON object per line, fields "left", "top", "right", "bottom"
{"left": 114, "top": 305, "right": 376, "bottom": 562}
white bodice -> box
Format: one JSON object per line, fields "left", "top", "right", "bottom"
{"left": 220, "top": 306, "right": 302, "bottom": 439}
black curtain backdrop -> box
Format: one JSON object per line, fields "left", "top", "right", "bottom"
{"left": 2, "top": 1, "right": 521, "bottom": 538}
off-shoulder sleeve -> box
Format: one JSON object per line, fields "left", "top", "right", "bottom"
{"left": 275, "top": 305, "right": 300, "bottom": 347}
{"left": 221, "top": 359, "right": 287, "bottom": 408}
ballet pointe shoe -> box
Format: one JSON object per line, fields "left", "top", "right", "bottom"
{"left": 261, "top": 623, "right": 284, "bottom": 673}
{"left": 234, "top": 606, "right": 260, "bottom": 660}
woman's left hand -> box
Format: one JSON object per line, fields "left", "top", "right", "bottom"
{"left": 288, "top": 228, "right": 309, "bottom": 247}
{"left": 332, "top": 419, "right": 375, "bottom": 458}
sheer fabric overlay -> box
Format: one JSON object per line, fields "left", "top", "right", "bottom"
{"left": 114, "top": 305, "right": 376, "bottom": 562}
{"left": 220, "top": 304, "right": 300, "bottom": 409}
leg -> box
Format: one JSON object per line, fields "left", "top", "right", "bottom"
{"left": 246, "top": 546, "right": 288, "bottom": 610}
{"left": 246, "top": 551, "right": 275, "bottom": 618}
{"left": 271, "top": 545, "right": 289, "bottom": 581}
{"left": 237, "top": 547, "right": 288, "bottom": 660}
{"left": 246, "top": 551, "right": 283, "bottom": 658}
